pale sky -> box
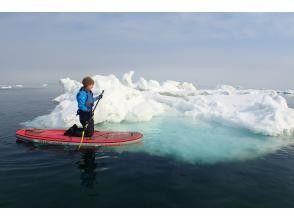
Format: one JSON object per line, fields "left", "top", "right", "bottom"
{"left": 0, "top": 13, "right": 294, "bottom": 89}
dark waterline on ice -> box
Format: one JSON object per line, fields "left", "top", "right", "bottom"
{"left": 0, "top": 87, "right": 294, "bottom": 207}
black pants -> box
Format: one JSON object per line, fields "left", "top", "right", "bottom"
{"left": 68, "top": 111, "right": 94, "bottom": 137}
{"left": 79, "top": 111, "right": 94, "bottom": 137}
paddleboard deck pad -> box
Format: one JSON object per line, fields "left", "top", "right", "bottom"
{"left": 16, "top": 128, "right": 143, "bottom": 147}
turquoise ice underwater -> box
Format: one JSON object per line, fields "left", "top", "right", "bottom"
{"left": 23, "top": 72, "right": 294, "bottom": 164}
{"left": 96, "top": 117, "right": 293, "bottom": 164}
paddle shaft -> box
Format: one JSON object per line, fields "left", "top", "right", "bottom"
{"left": 92, "top": 90, "right": 104, "bottom": 115}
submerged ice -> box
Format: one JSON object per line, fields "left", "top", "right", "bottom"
{"left": 24, "top": 71, "right": 294, "bottom": 137}
{"left": 100, "top": 117, "right": 293, "bottom": 164}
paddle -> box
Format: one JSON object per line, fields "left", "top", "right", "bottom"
{"left": 92, "top": 90, "right": 104, "bottom": 115}
{"left": 78, "top": 90, "right": 104, "bottom": 150}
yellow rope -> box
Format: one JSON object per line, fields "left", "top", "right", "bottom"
{"left": 78, "top": 130, "right": 85, "bottom": 150}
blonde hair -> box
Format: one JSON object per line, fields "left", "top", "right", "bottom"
{"left": 82, "top": 76, "right": 94, "bottom": 87}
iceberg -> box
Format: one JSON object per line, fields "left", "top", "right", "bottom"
{"left": 24, "top": 71, "right": 294, "bottom": 136}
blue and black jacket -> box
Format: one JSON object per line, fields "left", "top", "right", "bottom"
{"left": 76, "top": 87, "right": 98, "bottom": 113}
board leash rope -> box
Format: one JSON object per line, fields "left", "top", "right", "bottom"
{"left": 78, "top": 130, "right": 85, "bottom": 150}
{"left": 78, "top": 121, "right": 89, "bottom": 150}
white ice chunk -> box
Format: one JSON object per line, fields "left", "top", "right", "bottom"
{"left": 24, "top": 71, "right": 294, "bottom": 136}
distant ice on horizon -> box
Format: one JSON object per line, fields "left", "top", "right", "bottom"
{"left": 0, "top": 85, "right": 12, "bottom": 89}
{"left": 0, "top": 84, "right": 24, "bottom": 89}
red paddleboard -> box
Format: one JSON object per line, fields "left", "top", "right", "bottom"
{"left": 16, "top": 128, "right": 143, "bottom": 147}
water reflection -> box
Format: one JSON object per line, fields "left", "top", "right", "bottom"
{"left": 17, "top": 141, "right": 102, "bottom": 189}
{"left": 77, "top": 150, "right": 97, "bottom": 189}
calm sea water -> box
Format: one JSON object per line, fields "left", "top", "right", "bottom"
{"left": 0, "top": 87, "right": 294, "bottom": 207}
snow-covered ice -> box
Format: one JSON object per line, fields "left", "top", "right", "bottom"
{"left": 24, "top": 71, "right": 294, "bottom": 136}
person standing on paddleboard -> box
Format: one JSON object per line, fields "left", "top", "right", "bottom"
{"left": 64, "top": 76, "right": 103, "bottom": 137}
